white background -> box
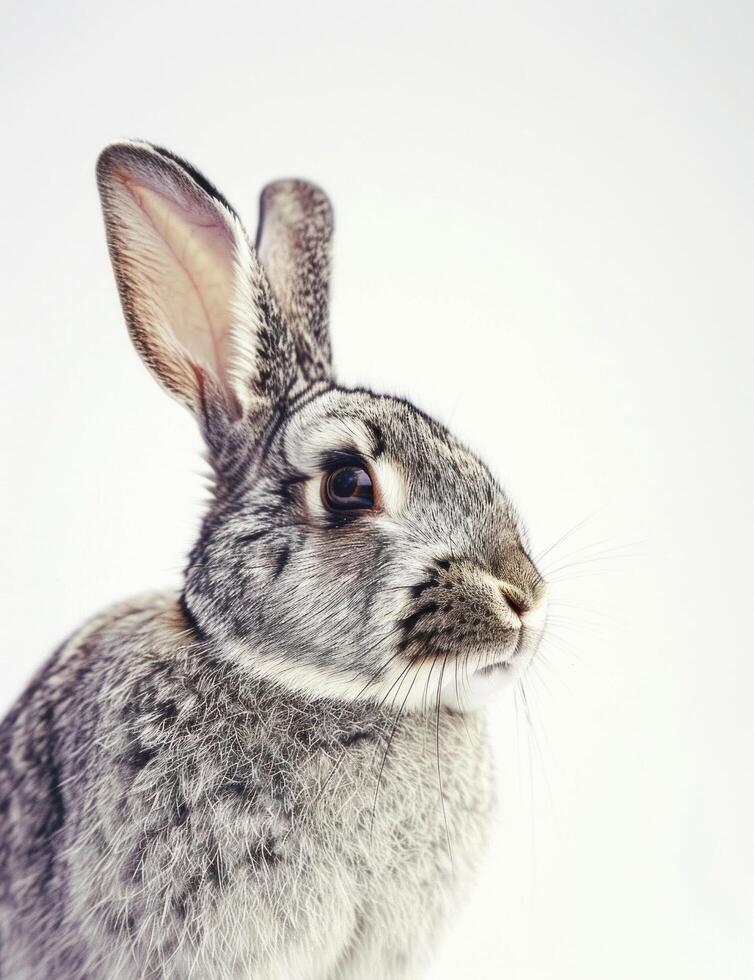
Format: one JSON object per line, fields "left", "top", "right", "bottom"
{"left": 2, "top": 2, "right": 753, "bottom": 977}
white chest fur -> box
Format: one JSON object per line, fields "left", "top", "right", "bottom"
{"left": 196, "top": 709, "right": 495, "bottom": 980}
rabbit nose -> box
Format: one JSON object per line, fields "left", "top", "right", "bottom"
{"left": 499, "top": 583, "right": 530, "bottom": 617}
{"left": 498, "top": 581, "right": 548, "bottom": 628}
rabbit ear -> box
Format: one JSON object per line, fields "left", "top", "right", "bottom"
{"left": 256, "top": 180, "right": 333, "bottom": 382}
{"left": 96, "top": 141, "right": 298, "bottom": 421}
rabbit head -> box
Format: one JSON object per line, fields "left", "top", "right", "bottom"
{"left": 97, "top": 141, "right": 547, "bottom": 712}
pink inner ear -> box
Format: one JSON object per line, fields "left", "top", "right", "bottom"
{"left": 113, "top": 168, "right": 237, "bottom": 393}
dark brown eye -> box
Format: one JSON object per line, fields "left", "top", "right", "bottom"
{"left": 323, "top": 465, "right": 374, "bottom": 511}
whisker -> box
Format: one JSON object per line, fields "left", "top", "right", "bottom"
{"left": 533, "top": 509, "right": 603, "bottom": 564}
{"left": 369, "top": 663, "right": 422, "bottom": 844}
{"left": 435, "top": 652, "right": 454, "bottom": 867}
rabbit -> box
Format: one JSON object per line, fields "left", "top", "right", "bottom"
{"left": 0, "top": 140, "right": 548, "bottom": 980}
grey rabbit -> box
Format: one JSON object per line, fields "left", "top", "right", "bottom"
{"left": 0, "top": 141, "right": 548, "bottom": 979}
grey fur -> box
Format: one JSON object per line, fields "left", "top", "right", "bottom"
{"left": 256, "top": 179, "right": 334, "bottom": 382}
{"left": 0, "top": 141, "right": 547, "bottom": 979}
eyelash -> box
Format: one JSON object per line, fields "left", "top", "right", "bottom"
{"left": 318, "top": 450, "right": 367, "bottom": 471}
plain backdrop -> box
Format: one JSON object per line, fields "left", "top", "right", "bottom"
{"left": 2, "top": 1, "right": 753, "bottom": 978}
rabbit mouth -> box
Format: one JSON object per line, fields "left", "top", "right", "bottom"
{"left": 434, "top": 629, "right": 542, "bottom": 710}
{"left": 475, "top": 629, "right": 533, "bottom": 676}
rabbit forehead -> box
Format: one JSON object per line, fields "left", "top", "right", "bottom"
{"left": 283, "top": 393, "right": 379, "bottom": 470}
{"left": 283, "top": 387, "right": 472, "bottom": 468}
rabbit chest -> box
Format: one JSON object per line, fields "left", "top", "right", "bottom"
{"left": 1, "top": 600, "right": 496, "bottom": 980}
{"left": 172, "top": 704, "right": 496, "bottom": 980}
{"left": 93, "top": 644, "right": 494, "bottom": 978}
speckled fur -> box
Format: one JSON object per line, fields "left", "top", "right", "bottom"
{"left": 0, "top": 142, "right": 546, "bottom": 979}
{"left": 0, "top": 597, "right": 492, "bottom": 979}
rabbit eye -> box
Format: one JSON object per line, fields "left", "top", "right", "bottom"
{"left": 323, "top": 465, "right": 374, "bottom": 511}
